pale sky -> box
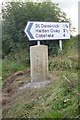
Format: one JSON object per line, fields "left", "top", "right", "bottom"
{"left": 0, "top": 0, "right": 79, "bottom": 35}
{"left": 53, "top": 0, "right": 79, "bottom": 36}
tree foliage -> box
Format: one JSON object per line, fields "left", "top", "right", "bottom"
{"left": 2, "top": 1, "right": 69, "bottom": 56}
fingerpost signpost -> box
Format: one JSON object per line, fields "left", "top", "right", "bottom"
{"left": 24, "top": 21, "right": 70, "bottom": 83}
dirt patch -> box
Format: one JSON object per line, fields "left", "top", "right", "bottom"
{"left": 2, "top": 69, "right": 31, "bottom": 105}
{"left": 2, "top": 70, "right": 57, "bottom": 118}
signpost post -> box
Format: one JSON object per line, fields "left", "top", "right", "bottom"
{"left": 24, "top": 21, "right": 70, "bottom": 83}
{"left": 37, "top": 41, "right": 40, "bottom": 45}
{"left": 59, "top": 40, "right": 62, "bottom": 50}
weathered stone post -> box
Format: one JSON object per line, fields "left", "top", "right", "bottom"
{"left": 30, "top": 45, "right": 48, "bottom": 83}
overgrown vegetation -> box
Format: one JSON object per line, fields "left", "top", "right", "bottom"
{"left": 2, "top": 35, "right": 79, "bottom": 118}
{"left": 2, "top": 1, "right": 79, "bottom": 119}
{"left": 2, "top": 67, "right": 79, "bottom": 118}
{"left": 2, "top": 49, "right": 30, "bottom": 80}
{"left": 49, "top": 36, "right": 78, "bottom": 72}
{"left": 2, "top": 36, "right": 78, "bottom": 80}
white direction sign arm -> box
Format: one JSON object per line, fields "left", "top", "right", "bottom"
{"left": 24, "top": 21, "right": 70, "bottom": 41}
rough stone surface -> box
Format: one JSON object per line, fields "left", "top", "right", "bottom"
{"left": 30, "top": 45, "right": 48, "bottom": 83}
{"left": 18, "top": 80, "right": 52, "bottom": 90}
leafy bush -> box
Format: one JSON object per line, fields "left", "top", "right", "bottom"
{"left": 49, "top": 55, "right": 78, "bottom": 72}
{"left": 2, "top": 49, "right": 30, "bottom": 79}
{"left": 2, "top": 1, "right": 69, "bottom": 56}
